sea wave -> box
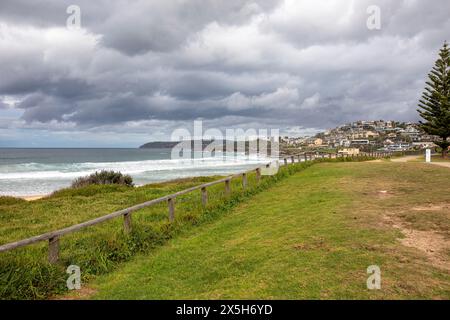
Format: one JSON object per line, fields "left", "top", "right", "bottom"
{"left": 0, "top": 155, "right": 271, "bottom": 180}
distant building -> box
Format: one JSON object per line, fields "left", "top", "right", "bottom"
{"left": 387, "top": 143, "right": 411, "bottom": 151}
{"left": 281, "top": 120, "right": 441, "bottom": 153}
{"left": 412, "top": 142, "right": 436, "bottom": 149}
{"left": 351, "top": 139, "right": 370, "bottom": 146}
{"left": 338, "top": 148, "right": 360, "bottom": 155}
{"left": 340, "top": 139, "right": 351, "bottom": 147}
{"left": 306, "top": 138, "right": 323, "bottom": 146}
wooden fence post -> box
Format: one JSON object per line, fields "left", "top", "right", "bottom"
{"left": 168, "top": 198, "right": 175, "bottom": 222}
{"left": 256, "top": 168, "right": 261, "bottom": 183}
{"left": 225, "top": 179, "right": 231, "bottom": 196}
{"left": 123, "top": 213, "right": 132, "bottom": 234}
{"left": 242, "top": 173, "right": 248, "bottom": 189}
{"left": 201, "top": 187, "right": 208, "bottom": 206}
{"left": 48, "top": 236, "right": 59, "bottom": 264}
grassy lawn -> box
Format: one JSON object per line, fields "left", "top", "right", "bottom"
{"left": 0, "top": 160, "right": 317, "bottom": 299}
{"left": 0, "top": 177, "right": 221, "bottom": 244}
{"left": 0, "top": 175, "right": 254, "bottom": 299}
{"left": 90, "top": 162, "right": 450, "bottom": 299}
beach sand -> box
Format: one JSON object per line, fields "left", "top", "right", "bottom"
{"left": 21, "top": 195, "right": 46, "bottom": 201}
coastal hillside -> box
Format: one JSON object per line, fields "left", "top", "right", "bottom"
{"left": 139, "top": 139, "right": 277, "bottom": 153}
{"left": 139, "top": 141, "right": 180, "bottom": 149}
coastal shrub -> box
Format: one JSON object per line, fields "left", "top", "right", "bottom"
{"left": 71, "top": 170, "right": 133, "bottom": 188}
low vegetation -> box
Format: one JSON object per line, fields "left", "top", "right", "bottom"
{"left": 2, "top": 157, "right": 372, "bottom": 299}
{"left": 8, "top": 155, "right": 434, "bottom": 300}
{"left": 71, "top": 170, "right": 134, "bottom": 188}
{"left": 92, "top": 162, "right": 450, "bottom": 299}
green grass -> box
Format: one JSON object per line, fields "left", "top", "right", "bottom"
{"left": 91, "top": 162, "right": 450, "bottom": 299}
{"left": 0, "top": 176, "right": 222, "bottom": 299}
{"left": 2, "top": 157, "right": 339, "bottom": 299}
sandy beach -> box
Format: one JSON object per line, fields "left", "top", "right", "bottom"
{"left": 20, "top": 195, "right": 46, "bottom": 201}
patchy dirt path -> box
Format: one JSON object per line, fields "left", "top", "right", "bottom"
{"left": 383, "top": 214, "right": 450, "bottom": 271}
{"left": 390, "top": 156, "right": 450, "bottom": 169}
{"left": 428, "top": 162, "right": 450, "bottom": 169}
{"left": 390, "top": 156, "right": 419, "bottom": 163}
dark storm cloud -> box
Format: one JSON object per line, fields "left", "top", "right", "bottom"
{"left": 0, "top": 0, "right": 448, "bottom": 137}
{"left": 0, "top": 0, "right": 282, "bottom": 55}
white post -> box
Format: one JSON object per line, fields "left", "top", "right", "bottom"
{"left": 425, "top": 149, "right": 431, "bottom": 163}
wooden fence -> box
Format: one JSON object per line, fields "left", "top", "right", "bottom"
{"left": 0, "top": 151, "right": 393, "bottom": 263}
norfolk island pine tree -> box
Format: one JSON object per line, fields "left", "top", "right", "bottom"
{"left": 418, "top": 41, "right": 450, "bottom": 158}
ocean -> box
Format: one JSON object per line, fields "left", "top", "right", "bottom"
{"left": 0, "top": 148, "right": 271, "bottom": 197}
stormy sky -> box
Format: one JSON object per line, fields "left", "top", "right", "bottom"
{"left": 0, "top": 0, "right": 448, "bottom": 147}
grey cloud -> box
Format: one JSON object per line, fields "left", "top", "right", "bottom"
{"left": 0, "top": 0, "right": 448, "bottom": 139}
{"left": 0, "top": 100, "right": 9, "bottom": 109}
{"left": 0, "top": 0, "right": 282, "bottom": 55}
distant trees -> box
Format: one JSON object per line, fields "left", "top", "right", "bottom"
{"left": 418, "top": 42, "right": 450, "bottom": 158}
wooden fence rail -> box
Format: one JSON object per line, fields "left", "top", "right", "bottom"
{"left": 0, "top": 151, "right": 395, "bottom": 263}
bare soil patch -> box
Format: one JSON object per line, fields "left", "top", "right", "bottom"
{"left": 383, "top": 215, "right": 450, "bottom": 271}
{"left": 412, "top": 203, "right": 450, "bottom": 211}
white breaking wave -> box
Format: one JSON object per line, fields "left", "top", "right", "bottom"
{"left": 0, "top": 155, "right": 271, "bottom": 181}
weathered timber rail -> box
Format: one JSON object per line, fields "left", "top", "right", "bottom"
{"left": 0, "top": 151, "right": 394, "bottom": 263}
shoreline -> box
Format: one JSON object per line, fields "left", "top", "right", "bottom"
{"left": 21, "top": 195, "right": 47, "bottom": 201}
{"left": 2, "top": 176, "right": 224, "bottom": 202}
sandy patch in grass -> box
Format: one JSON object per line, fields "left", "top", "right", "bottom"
{"left": 412, "top": 203, "right": 450, "bottom": 211}
{"left": 390, "top": 156, "right": 419, "bottom": 163}
{"left": 429, "top": 162, "right": 450, "bottom": 169}
{"left": 376, "top": 190, "right": 394, "bottom": 199}
{"left": 383, "top": 215, "right": 450, "bottom": 271}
